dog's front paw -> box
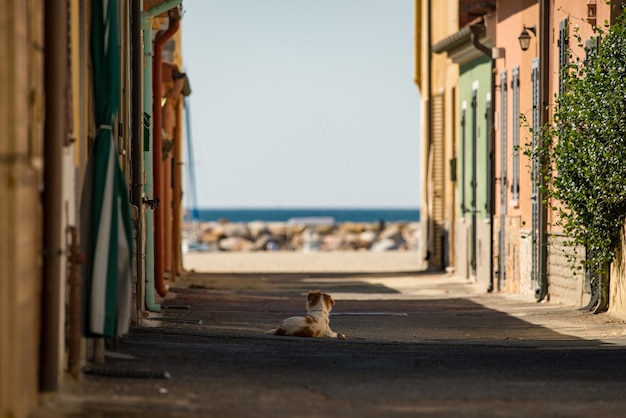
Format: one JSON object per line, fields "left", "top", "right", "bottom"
{"left": 337, "top": 333, "right": 346, "bottom": 340}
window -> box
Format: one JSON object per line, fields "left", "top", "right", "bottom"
{"left": 511, "top": 66, "right": 520, "bottom": 205}
{"left": 461, "top": 102, "right": 467, "bottom": 215}
{"left": 500, "top": 70, "right": 507, "bottom": 213}
{"left": 499, "top": 70, "right": 508, "bottom": 290}
{"left": 558, "top": 18, "right": 569, "bottom": 97}
{"left": 585, "top": 35, "right": 599, "bottom": 61}
{"left": 485, "top": 91, "right": 492, "bottom": 214}
{"left": 531, "top": 57, "right": 540, "bottom": 288}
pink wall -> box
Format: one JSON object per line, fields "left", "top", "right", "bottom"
{"left": 493, "top": 0, "right": 538, "bottom": 228}
{"left": 547, "top": 2, "right": 613, "bottom": 230}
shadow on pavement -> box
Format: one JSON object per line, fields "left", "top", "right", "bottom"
{"left": 154, "top": 271, "right": 613, "bottom": 348}
{"left": 34, "top": 271, "right": 626, "bottom": 418}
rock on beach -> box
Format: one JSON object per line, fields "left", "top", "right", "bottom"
{"left": 185, "top": 220, "right": 423, "bottom": 253}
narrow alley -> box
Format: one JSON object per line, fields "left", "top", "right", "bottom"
{"left": 34, "top": 265, "right": 626, "bottom": 418}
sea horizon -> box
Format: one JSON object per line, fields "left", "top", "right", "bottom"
{"left": 185, "top": 207, "right": 421, "bottom": 224}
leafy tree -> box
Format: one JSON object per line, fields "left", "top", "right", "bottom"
{"left": 526, "top": 16, "right": 626, "bottom": 277}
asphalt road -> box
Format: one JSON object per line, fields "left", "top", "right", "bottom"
{"left": 36, "top": 271, "right": 626, "bottom": 418}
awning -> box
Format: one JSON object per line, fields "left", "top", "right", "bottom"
{"left": 81, "top": 0, "right": 133, "bottom": 338}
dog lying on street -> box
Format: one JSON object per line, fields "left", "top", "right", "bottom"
{"left": 265, "top": 290, "right": 346, "bottom": 339}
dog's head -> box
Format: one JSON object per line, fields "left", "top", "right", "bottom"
{"left": 306, "top": 290, "right": 335, "bottom": 313}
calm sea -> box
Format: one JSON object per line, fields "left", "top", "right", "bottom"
{"left": 187, "top": 208, "right": 420, "bottom": 223}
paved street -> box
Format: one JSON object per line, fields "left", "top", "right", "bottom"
{"left": 35, "top": 259, "right": 626, "bottom": 418}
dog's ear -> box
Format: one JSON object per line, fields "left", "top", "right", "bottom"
{"left": 323, "top": 293, "right": 335, "bottom": 305}
{"left": 307, "top": 290, "right": 321, "bottom": 301}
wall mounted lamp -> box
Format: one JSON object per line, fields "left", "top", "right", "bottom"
{"left": 518, "top": 25, "right": 536, "bottom": 51}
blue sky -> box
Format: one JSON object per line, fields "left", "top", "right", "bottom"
{"left": 182, "top": 1, "right": 421, "bottom": 208}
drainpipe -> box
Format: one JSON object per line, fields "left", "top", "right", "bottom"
{"left": 470, "top": 22, "right": 491, "bottom": 56}
{"left": 132, "top": 0, "right": 145, "bottom": 316}
{"left": 470, "top": 21, "right": 496, "bottom": 293}
{"left": 142, "top": 9, "right": 160, "bottom": 312}
{"left": 173, "top": 97, "right": 184, "bottom": 277}
{"left": 425, "top": 0, "right": 433, "bottom": 266}
{"left": 67, "top": 226, "right": 84, "bottom": 378}
{"left": 41, "top": 0, "right": 67, "bottom": 391}
{"left": 153, "top": 16, "right": 180, "bottom": 297}
{"left": 140, "top": 0, "right": 181, "bottom": 310}
{"left": 536, "top": 0, "right": 550, "bottom": 302}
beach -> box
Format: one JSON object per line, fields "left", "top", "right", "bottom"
{"left": 182, "top": 250, "right": 426, "bottom": 274}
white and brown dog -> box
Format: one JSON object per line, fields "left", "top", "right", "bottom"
{"left": 265, "top": 290, "right": 345, "bottom": 339}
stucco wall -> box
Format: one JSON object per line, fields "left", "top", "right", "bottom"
{"left": 0, "top": 1, "right": 44, "bottom": 417}
{"left": 492, "top": 1, "right": 539, "bottom": 302}
{"left": 416, "top": 0, "right": 459, "bottom": 270}
{"left": 455, "top": 219, "right": 470, "bottom": 280}
{"left": 458, "top": 56, "right": 492, "bottom": 225}
{"left": 504, "top": 216, "right": 522, "bottom": 294}
{"left": 610, "top": 228, "right": 626, "bottom": 317}
{"left": 475, "top": 219, "right": 492, "bottom": 292}
{"left": 547, "top": 234, "right": 586, "bottom": 306}
{"left": 518, "top": 229, "right": 535, "bottom": 298}
{"left": 456, "top": 54, "right": 492, "bottom": 281}
{"left": 551, "top": 0, "right": 626, "bottom": 316}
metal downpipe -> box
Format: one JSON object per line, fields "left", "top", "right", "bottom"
{"left": 536, "top": 0, "right": 550, "bottom": 302}
{"left": 424, "top": 0, "right": 434, "bottom": 266}
{"left": 142, "top": 8, "right": 160, "bottom": 312}
{"left": 132, "top": 0, "right": 145, "bottom": 316}
{"left": 141, "top": 0, "right": 182, "bottom": 309}
{"left": 172, "top": 95, "right": 184, "bottom": 276}
{"left": 153, "top": 16, "right": 180, "bottom": 297}
{"left": 41, "top": 0, "right": 68, "bottom": 391}
{"left": 67, "top": 227, "right": 84, "bottom": 378}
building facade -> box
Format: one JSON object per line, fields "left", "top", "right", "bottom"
{"left": 414, "top": 0, "right": 463, "bottom": 271}
{"left": 0, "top": 1, "right": 188, "bottom": 417}
{"left": 433, "top": 16, "right": 495, "bottom": 291}
{"left": 417, "top": 0, "right": 626, "bottom": 313}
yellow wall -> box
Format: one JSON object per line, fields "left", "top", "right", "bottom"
{"left": 0, "top": 1, "right": 45, "bottom": 417}
{"left": 415, "top": 0, "right": 459, "bottom": 270}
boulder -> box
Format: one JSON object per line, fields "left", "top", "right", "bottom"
{"left": 380, "top": 225, "right": 403, "bottom": 241}
{"left": 314, "top": 224, "right": 336, "bottom": 235}
{"left": 189, "top": 220, "right": 423, "bottom": 253}
{"left": 218, "top": 236, "right": 255, "bottom": 252}
{"left": 340, "top": 222, "right": 366, "bottom": 234}
{"left": 199, "top": 223, "right": 224, "bottom": 242}
{"left": 247, "top": 221, "right": 268, "bottom": 239}
{"left": 357, "top": 230, "right": 378, "bottom": 249}
{"left": 322, "top": 234, "right": 342, "bottom": 251}
{"left": 221, "top": 223, "right": 252, "bottom": 239}
{"left": 266, "top": 222, "right": 288, "bottom": 237}
{"left": 342, "top": 232, "right": 359, "bottom": 248}
{"left": 301, "top": 228, "right": 322, "bottom": 252}
{"left": 252, "top": 233, "right": 285, "bottom": 251}
{"left": 371, "top": 238, "right": 400, "bottom": 252}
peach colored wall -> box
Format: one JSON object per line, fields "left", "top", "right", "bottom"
{"left": 547, "top": 2, "right": 613, "bottom": 232}
{"left": 493, "top": 0, "right": 538, "bottom": 296}
{"left": 556, "top": 1, "right": 626, "bottom": 315}
{"left": 494, "top": 0, "right": 537, "bottom": 234}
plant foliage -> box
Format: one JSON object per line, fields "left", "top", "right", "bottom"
{"left": 526, "top": 16, "right": 626, "bottom": 272}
